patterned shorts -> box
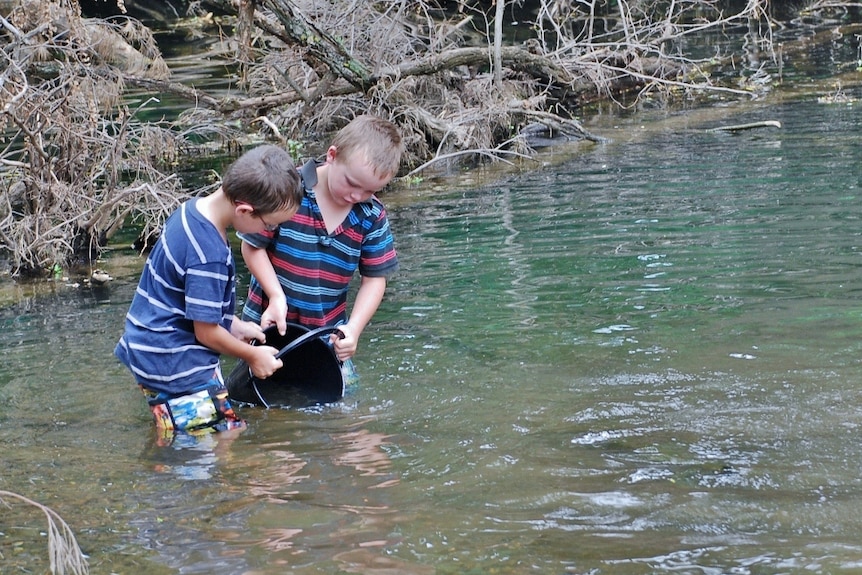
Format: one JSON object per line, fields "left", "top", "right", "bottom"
{"left": 340, "top": 357, "right": 360, "bottom": 389}
{"left": 141, "top": 369, "right": 245, "bottom": 435}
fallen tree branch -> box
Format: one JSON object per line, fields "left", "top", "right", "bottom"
{"left": 405, "top": 149, "right": 522, "bottom": 176}
{"left": 122, "top": 76, "right": 224, "bottom": 109}
{"left": 406, "top": 137, "right": 537, "bottom": 177}
{"left": 706, "top": 120, "right": 782, "bottom": 132}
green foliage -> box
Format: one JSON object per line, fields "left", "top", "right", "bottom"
{"left": 403, "top": 175, "right": 424, "bottom": 186}
{"left": 286, "top": 139, "right": 305, "bottom": 162}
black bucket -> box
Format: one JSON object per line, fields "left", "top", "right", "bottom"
{"left": 225, "top": 323, "right": 345, "bottom": 407}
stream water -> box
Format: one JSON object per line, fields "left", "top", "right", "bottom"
{"left": 3, "top": 11, "right": 862, "bottom": 575}
{"left": 2, "top": 92, "right": 861, "bottom": 575}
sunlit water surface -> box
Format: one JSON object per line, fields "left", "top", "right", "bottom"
{"left": 2, "top": 93, "right": 862, "bottom": 574}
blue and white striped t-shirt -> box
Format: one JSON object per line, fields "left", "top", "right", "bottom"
{"left": 115, "top": 199, "right": 235, "bottom": 395}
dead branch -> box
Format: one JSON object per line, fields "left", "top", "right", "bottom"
{"left": 187, "top": 0, "right": 778, "bottom": 155}
{"left": 406, "top": 136, "right": 537, "bottom": 178}
{"left": 0, "top": 0, "right": 187, "bottom": 275}
{"left": 706, "top": 120, "right": 782, "bottom": 132}
{"left": 0, "top": 490, "right": 89, "bottom": 575}
{"left": 1, "top": 0, "right": 842, "bottom": 273}
{"left": 122, "top": 76, "right": 223, "bottom": 109}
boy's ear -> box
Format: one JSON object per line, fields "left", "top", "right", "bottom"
{"left": 234, "top": 202, "right": 255, "bottom": 216}
{"left": 325, "top": 145, "right": 338, "bottom": 164}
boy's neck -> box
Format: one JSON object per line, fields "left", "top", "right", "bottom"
{"left": 312, "top": 163, "right": 351, "bottom": 234}
{"left": 196, "top": 188, "right": 231, "bottom": 240}
{"left": 314, "top": 163, "right": 330, "bottom": 198}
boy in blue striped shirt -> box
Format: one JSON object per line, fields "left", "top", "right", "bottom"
{"left": 115, "top": 145, "right": 303, "bottom": 440}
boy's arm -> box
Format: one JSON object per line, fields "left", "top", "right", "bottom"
{"left": 332, "top": 275, "right": 387, "bottom": 361}
{"left": 241, "top": 241, "right": 288, "bottom": 335}
{"left": 194, "top": 320, "right": 282, "bottom": 379}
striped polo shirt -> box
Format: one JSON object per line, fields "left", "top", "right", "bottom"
{"left": 239, "top": 159, "right": 398, "bottom": 328}
{"left": 115, "top": 199, "right": 235, "bottom": 395}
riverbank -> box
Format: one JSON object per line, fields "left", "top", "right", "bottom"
{"left": 1, "top": 0, "right": 860, "bottom": 280}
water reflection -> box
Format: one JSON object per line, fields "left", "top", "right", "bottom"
{"left": 119, "top": 410, "right": 410, "bottom": 573}
{"left": 139, "top": 425, "right": 244, "bottom": 481}
{"left": 237, "top": 420, "right": 423, "bottom": 573}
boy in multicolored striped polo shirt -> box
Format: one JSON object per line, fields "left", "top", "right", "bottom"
{"left": 115, "top": 145, "right": 303, "bottom": 441}
{"left": 239, "top": 115, "right": 403, "bottom": 382}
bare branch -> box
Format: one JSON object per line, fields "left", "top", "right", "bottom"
{"left": 0, "top": 490, "right": 88, "bottom": 575}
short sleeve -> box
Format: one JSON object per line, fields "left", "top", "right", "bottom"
{"left": 358, "top": 208, "right": 398, "bottom": 278}
{"left": 184, "top": 262, "right": 231, "bottom": 324}
{"left": 237, "top": 230, "right": 275, "bottom": 250}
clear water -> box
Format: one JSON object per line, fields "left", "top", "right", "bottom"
{"left": 2, "top": 95, "right": 862, "bottom": 573}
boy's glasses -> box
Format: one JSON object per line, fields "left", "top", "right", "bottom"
{"left": 255, "top": 213, "right": 280, "bottom": 232}
{"left": 237, "top": 201, "right": 280, "bottom": 232}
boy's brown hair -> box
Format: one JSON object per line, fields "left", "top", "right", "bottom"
{"left": 331, "top": 115, "right": 404, "bottom": 179}
{"left": 222, "top": 144, "right": 302, "bottom": 214}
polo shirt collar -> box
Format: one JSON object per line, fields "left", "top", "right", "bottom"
{"left": 299, "top": 159, "right": 319, "bottom": 191}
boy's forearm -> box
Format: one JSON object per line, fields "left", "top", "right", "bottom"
{"left": 194, "top": 320, "right": 258, "bottom": 363}
{"left": 195, "top": 320, "right": 282, "bottom": 378}
{"left": 346, "top": 275, "right": 387, "bottom": 335}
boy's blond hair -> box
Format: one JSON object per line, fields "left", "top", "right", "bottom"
{"left": 331, "top": 115, "right": 403, "bottom": 179}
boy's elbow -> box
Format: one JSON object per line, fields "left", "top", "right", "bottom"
{"left": 193, "top": 321, "right": 220, "bottom": 346}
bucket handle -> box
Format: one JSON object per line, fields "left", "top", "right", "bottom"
{"left": 248, "top": 325, "right": 345, "bottom": 378}
{"left": 275, "top": 325, "right": 345, "bottom": 360}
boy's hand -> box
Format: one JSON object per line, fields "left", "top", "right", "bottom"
{"left": 261, "top": 295, "right": 288, "bottom": 336}
{"left": 331, "top": 324, "right": 358, "bottom": 361}
{"left": 230, "top": 317, "right": 267, "bottom": 344}
{"left": 247, "top": 345, "right": 283, "bottom": 379}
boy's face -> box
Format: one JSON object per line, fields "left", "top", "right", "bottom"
{"left": 325, "top": 147, "right": 391, "bottom": 207}
{"left": 235, "top": 203, "right": 297, "bottom": 234}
